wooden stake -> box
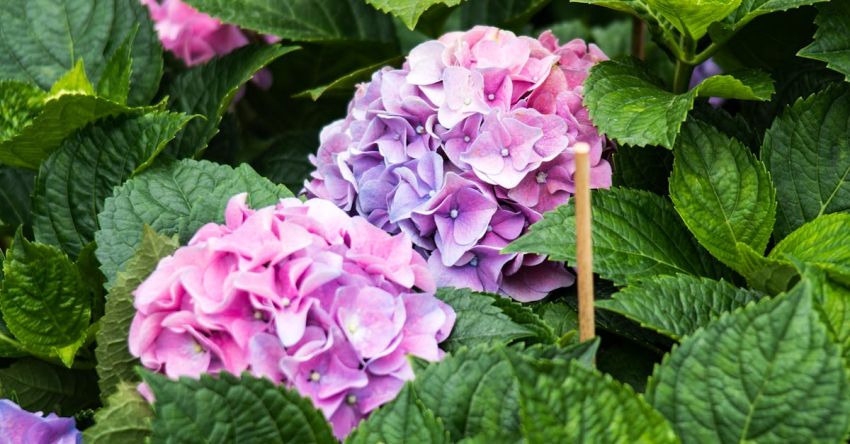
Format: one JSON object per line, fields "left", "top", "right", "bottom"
{"left": 573, "top": 142, "right": 595, "bottom": 342}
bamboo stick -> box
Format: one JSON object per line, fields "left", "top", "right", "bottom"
{"left": 573, "top": 142, "right": 595, "bottom": 342}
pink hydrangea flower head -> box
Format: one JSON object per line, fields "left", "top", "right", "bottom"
{"left": 305, "top": 26, "right": 613, "bottom": 301}
{"left": 129, "top": 194, "right": 455, "bottom": 439}
{"left": 0, "top": 399, "right": 80, "bottom": 444}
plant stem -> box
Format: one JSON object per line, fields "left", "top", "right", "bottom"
{"left": 672, "top": 34, "right": 697, "bottom": 94}
{"left": 631, "top": 17, "right": 645, "bottom": 60}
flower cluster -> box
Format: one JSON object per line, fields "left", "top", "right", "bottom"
{"left": 306, "top": 26, "right": 612, "bottom": 301}
{"left": 128, "top": 194, "right": 455, "bottom": 439}
{"left": 0, "top": 399, "right": 80, "bottom": 444}
{"left": 140, "top": 0, "right": 277, "bottom": 88}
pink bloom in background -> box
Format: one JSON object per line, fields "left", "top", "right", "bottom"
{"left": 0, "top": 399, "right": 80, "bottom": 444}
{"left": 129, "top": 194, "right": 455, "bottom": 439}
{"left": 306, "top": 26, "right": 613, "bottom": 302}
{"left": 140, "top": 0, "right": 277, "bottom": 90}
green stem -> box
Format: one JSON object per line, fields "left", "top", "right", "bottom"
{"left": 672, "top": 34, "right": 697, "bottom": 94}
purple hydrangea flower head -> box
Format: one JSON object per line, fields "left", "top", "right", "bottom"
{"left": 690, "top": 58, "right": 725, "bottom": 107}
{"left": 129, "top": 193, "right": 455, "bottom": 439}
{"left": 0, "top": 399, "right": 81, "bottom": 444}
{"left": 305, "top": 27, "right": 613, "bottom": 301}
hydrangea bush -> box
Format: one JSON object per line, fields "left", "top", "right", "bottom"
{"left": 1, "top": 0, "right": 850, "bottom": 443}
{"left": 129, "top": 194, "right": 453, "bottom": 438}
{"left": 307, "top": 26, "right": 612, "bottom": 301}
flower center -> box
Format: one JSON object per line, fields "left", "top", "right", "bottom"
{"left": 449, "top": 209, "right": 459, "bottom": 219}
{"left": 500, "top": 148, "right": 509, "bottom": 157}
{"left": 346, "top": 394, "right": 358, "bottom": 405}
{"left": 487, "top": 93, "right": 496, "bottom": 101}
{"left": 486, "top": 225, "right": 493, "bottom": 232}
{"left": 192, "top": 340, "right": 204, "bottom": 354}
{"left": 428, "top": 190, "right": 436, "bottom": 197}
{"left": 253, "top": 310, "right": 265, "bottom": 320}
{"left": 469, "top": 256, "right": 479, "bottom": 267}
{"left": 463, "top": 97, "right": 472, "bottom": 106}
{"left": 415, "top": 125, "right": 425, "bottom": 134}
{"left": 463, "top": 135, "right": 471, "bottom": 143}
{"left": 536, "top": 172, "right": 548, "bottom": 184}
{"left": 310, "top": 371, "right": 321, "bottom": 382}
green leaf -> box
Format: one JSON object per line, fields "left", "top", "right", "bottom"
{"left": 647, "top": 0, "right": 741, "bottom": 39}
{"left": 95, "top": 159, "right": 292, "bottom": 289}
{"left": 435, "top": 287, "right": 554, "bottom": 352}
{"left": 365, "top": 0, "right": 464, "bottom": 29}
{"left": 611, "top": 145, "right": 674, "bottom": 196}
{"left": 584, "top": 58, "right": 773, "bottom": 148}
{"left": 0, "top": 0, "right": 162, "bottom": 106}
{"left": 252, "top": 130, "right": 322, "bottom": 192}
{"left": 722, "top": 0, "right": 830, "bottom": 34}
{"left": 96, "top": 227, "right": 178, "bottom": 401}
{"left": 0, "top": 358, "right": 98, "bottom": 416}
{"left": 97, "top": 30, "right": 135, "bottom": 104}
{"left": 646, "top": 272, "right": 850, "bottom": 443}
{"left": 761, "top": 84, "right": 850, "bottom": 240}
{"left": 183, "top": 0, "right": 395, "bottom": 43}
{"left": 734, "top": 242, "right": 799, "bottom": 294}
{"left": 50, "top": 60, "right": 96, "bottom": 97}
{"left": 456, "top": 0, "right": 551, "bottom": 27}
{"left": 143, "top": 371, "right": 336, "bottom": 444}
{"left": 505, "top": 187, "right": 731, "bottom": 285}
{"left": 0, "top": 90, "right": 130, "bottom": 170}
{"left": 670, "top": 121, "right": 776, "bottom": 271}
{"left": 32, "top": 111, "right": 193, "bottom": 257}
{"left": 346, "top": 384, "right": 450, "bottom": 444}
{"left": 597, "top": 274, "right": 762, "bottom": 340}
{"left": 0, "top": 166, "right": 35, "bottom": 230}
{"left": 533, "top": 301, "right": 579, "bottom": 338}
{"left": 295, "top": 57, "right": 402, "bottom": 100}
{"left": 83, "top": 382, "right": 153, "bottom": 444}
{"left": 517, "top": 361, "right": 679, "bottom": 444}
{"left": 166, "top": 44, "right": 297, "bottom": 159}
{"left": 0, "top": 230, "right": 90, "bottom": 366}
{"left": 769, "top": 213, "right": 850, "bottom": 280}
{"left": 798, "top": 0, "right": 850, "bottom": 81}
{"left": 0, "top": 81, "right": 46, "bottom": 141}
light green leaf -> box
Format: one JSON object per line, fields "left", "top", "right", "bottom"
{"left": 95, "top": 159, "right": 292, "bottom": 289}
{"left": 518, "top": 361, "right": 679, "bottom": 444}
{"left": 143, "top": 371, "right": 336, "bottom": 444}
{"left": 346, "top": 384, "right": 450, "bottom": 444}
{"left": 533, "top": 301, "right": 579, "bottom": 338}
{"left": 83, "top": 382, "right": 153, "bottom": 444}
{"left": 183, "top": 0, "right": 395, "bottom": 43}
{"left": 0, "top": 358, "right": 98, "bottom": 416}
{"left": 505, "top": 187, "right": 732, "bottom": 285}
{"left": 584, "top": 58, "right": 773, "bottom": 148}
{"left": 435, "top": 287, "right": 554, "bottom": 352}
{"left": 770, "top": 213, "right": 850, "bottom": 281}
{"left": 734, "top": 242, "right": 798, "bottom": 294}
{"left": 646, "top": 272, "right": 850, "bottom": 443}
{"left": 0, "top": 91, "right": 130, "bottom": 170}
{"left": 0, "top": 81, "right": 46, "bottom": 142}
{"left": 597, "top": 274, "right": 762, "bottom": 340}
{"left": 295, "top": 57, "right": 402, "bottom": 100}
{"left": 32, "top": 111, "right": 193, "bottom": 257}
{"left": 761, "top": 84, "right": 850, "bottom": 240}
{"left": 49, "top": 60, "right": 96, "bottom": 97}
{"left": 97, "top": 30, "right": 135, "bottom": 104}
{"left": 166, "top": 44, "right": 297, "bottom": 159}
{"left": 670, "top": 121, "right": 776, "bottom": 271}
{"left": 366, "top": 0, "right": 464, "bottom": 29}
{"left": 647, "top": 0, "right": 741, "bottom": 39}
{"left": 0, "top": 166, "right": 35, "bottom": 230}
{"left": 0, "top": 0, "right": 162, "bottom": 106}
{"left": 722, "top": 0, "right": 830, "bottom": 34}
{"left": 798, "top": 0, "right": 850, "bottom": 81}
{"left": 96, "top": 227, "right": 178, "bottom": 401}
{"left": 0, "top": 230, "right": 90, "bottom": 366}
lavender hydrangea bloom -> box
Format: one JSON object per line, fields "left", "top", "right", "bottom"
{"left": 129, "top": 194, "right": 454, "bottom": 439}
{"left": 690, "top": 58, "right": 725, "bottom": 107}
{"left": 0, "top": 400, "right": 81, "bottom": 444}
{"left": 306, "top": 26, "right": 613, "bottom": 302}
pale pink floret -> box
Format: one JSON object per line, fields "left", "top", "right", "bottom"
{"left": 305, "top": 26, "right": 613, "bottom": 302}
{"left": 129, "top": 193, "right": 454, "bottom": 439}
